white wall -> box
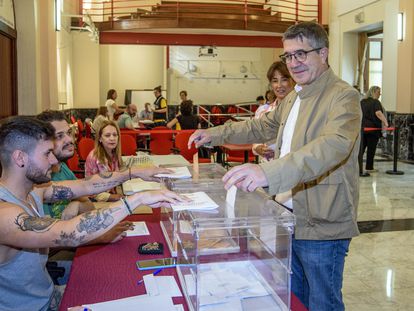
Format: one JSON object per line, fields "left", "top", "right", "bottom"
{"left": 329, "top": 0, "right": 398, "bottom": 112}
{"left": 168, "top": 46, "right": 276, "bottom": 106}
{"left": 15, "top": 0, "right": 59, "bottom": 114}
{"left": 72, "top": 32, "right": 100, "bottom": 108}
{"left": 100, "top": 44, "right": 165, "bottom": 107}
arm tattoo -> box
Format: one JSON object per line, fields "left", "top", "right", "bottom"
{"left": 14, "top": 213, "right": 58, "bottom": 232}
{"left": 99, "top": 171, "right": 113, "bottom": 179}
{"left": 51, "top": 185, "right": 74, "bottom": 201}
{"left": 53, "top": 230, "right": 85, "bottom": 247}
{"left": 76, "top": 207, "right": 121, "bottom": 234}
{"left": 92, "top": 181, "right": 119, "bottom": 189}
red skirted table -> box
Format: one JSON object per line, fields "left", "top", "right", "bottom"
{"left": 59, "top": 213, "right": 307, "bottom": 311}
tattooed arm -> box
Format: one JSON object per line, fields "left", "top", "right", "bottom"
{"left": 39, "top": 166, "right": 172, "bottom": 203}
{"left": 0, "top": 190, "right": 185, "bottom": 248}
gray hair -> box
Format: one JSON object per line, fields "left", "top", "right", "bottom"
{"left": 283, "top": 22, "right": 329, "bottom": 49}
{"left": 365, "top": 86, "right": 380, "bottom": 99}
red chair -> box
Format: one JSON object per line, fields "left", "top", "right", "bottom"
{"left": 78, "top": 138, "right": 95, "bottom": 161}
{"left": 210, "top": 105, "right": 228, "bottom": 126}
{"left": 223, "top": 149, "right": 256, "bottom": 167}
{"left": 84, "top": 122, "right": 92, "bottom": 138}
{"left": 227, "top": 105, "right": 238, "bottom": 114}
{"left": 251, "top": 104, "right": 259, "bottom": 113}
{"left": 173, "top": 131, "right": 211, "bottom": 163}
{"left": 70, "top": 115, "right": 76, "bottom": 124}
{"left": 120, "top": 134, "right": 137, "bottom": 156}
{"left": 66, "top": 152, "right": 84, "bottom": 178}
{"left": 149, "top": 132, "right": 173, "bottom": 155}
{"left": 152, "top": 126, "right": 169, "bottom": 130}
{"left": 76, "top": 119, "right": 85, "bottom": 143}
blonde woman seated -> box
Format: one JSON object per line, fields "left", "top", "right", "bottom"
{"left": 85, "top": 120, "right": 124, "bottom": 201}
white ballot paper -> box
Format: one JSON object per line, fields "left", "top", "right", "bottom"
{"left": 126, "top": 221, "right": 150, "bottom": 237}
{"left": 226, "top": 185, "right": 237, "bottom": 219}
{"left": 83, "top": 294, "right": 176, "bottom": 311}
{"left": 171, "top": 192, "right": 218, "bottom": 211}
{"left": 144, "top": 274, "right": 182, "bottom": 297}
{"left": 155, "top": 166, "right": 192, "bottom": 179}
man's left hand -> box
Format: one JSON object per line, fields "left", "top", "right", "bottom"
{"left": 222, "top": 164, "right": 268, "bottom": 192}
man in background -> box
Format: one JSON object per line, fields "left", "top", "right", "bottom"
{"left": 138, "top": 103, "right": 153, "bottom": 121}
{"left": 152, "top": 85, "right": 168, "bottom": 126}
{"left": 118, "top": 104, "right": 138, "bottom": 130}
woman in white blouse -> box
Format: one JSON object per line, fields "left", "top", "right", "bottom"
{"left": 105, "top": 89, "right": 124, "bottom": 120}
{"left": 252, "top": 61, "right": 295, "bottom": 160}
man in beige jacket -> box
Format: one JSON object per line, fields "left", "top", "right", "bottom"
{"left": 189, "top": 22, "right": 361, "bottom": 311}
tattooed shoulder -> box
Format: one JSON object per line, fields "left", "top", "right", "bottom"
{"left": 14, "top": 213, "right": 58, "bottom": 232}
{"left": 99, "top": 171, "right": 113, "bottom": 179}
{"left": 51, "top": 185, "right": 74, "bottom": 201}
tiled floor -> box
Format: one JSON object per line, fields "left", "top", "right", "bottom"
{"left": 343, "top": 161, "right": 414, "bottom": 310}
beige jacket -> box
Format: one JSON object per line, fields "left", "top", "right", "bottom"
{"left": 209, "top": 68, "right": 361, "bottom": 240}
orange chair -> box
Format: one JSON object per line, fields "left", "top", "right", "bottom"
{"left": 78, "top": 138, "right": 95, "bottom": 161}
{"left": 120, "top": 134, "right": 137, "bottom": 156}
{"left": 149, "top": 132, "right": 173, "bottom": 155}
{"left": 173, "top": 131, "right": 211, "bottom": 163}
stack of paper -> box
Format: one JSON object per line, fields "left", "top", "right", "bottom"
{"left": 125, "top": 221, "right": 150, "bottom": 237}
{"left": 155, "top": 166, "right": 192, "bottom": 179}
{"left": 123, "top": 178, "right": 161, "bottom": 195}
{"left": 83, "top": 294, "right": 177, "bottom": 311}
{"left": 171, "top": 192, "right": 218, "bottom": 211}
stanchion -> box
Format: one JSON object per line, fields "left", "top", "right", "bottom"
{"left": 386, "top": 126, "right": 404, "bottom": 175}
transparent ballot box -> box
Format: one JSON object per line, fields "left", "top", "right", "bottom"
{"left": 175, "top": 199, "right": 295, "bottom": 311}
{"left": 161, "top": 163, "right": 227, "bottom": 180}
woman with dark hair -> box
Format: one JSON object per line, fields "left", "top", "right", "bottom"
{"left": 85, "top": 120, "right": 124, "bottom": 201}
{"left": 358, "top": 86, "right": 388, "bottom": 175}
{"left": 167, "top": 100, "right": 200, "bottom": 129}
{"left": 252, "top": 61, "right": 295, "bottom": 159}
{"left": 179, "top": 90, "right": 188, "bottom": 103}
{"left": 105, "top": 89, "right": 124, "bottom": 120}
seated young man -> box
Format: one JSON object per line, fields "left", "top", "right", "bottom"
{"left": 0, "top": 116, "right": 185, "bottom": 311}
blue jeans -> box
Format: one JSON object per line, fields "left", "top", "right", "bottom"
{"left": 291, "top": 238, "right": 351, "bottom": 311}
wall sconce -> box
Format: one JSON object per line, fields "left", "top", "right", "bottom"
{"left": 55, "top": 0, "right": 62, "bottom": 31}
{"left": 397, "top": 12, "right": 404, "bottom": 41}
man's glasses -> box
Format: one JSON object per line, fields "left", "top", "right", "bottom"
{"left": 279, "top": 48, "right": 323, "bottom": 64}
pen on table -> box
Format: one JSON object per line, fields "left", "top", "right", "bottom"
{"left": 137, "top": 268, "right": 163, "bottom": 285}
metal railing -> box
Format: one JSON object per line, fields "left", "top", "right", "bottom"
{"left": 81, "top": 0, "right": 322, "bottom": 26}
{"left": 196, "top": 102, "right": 256, "bottom": 128}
